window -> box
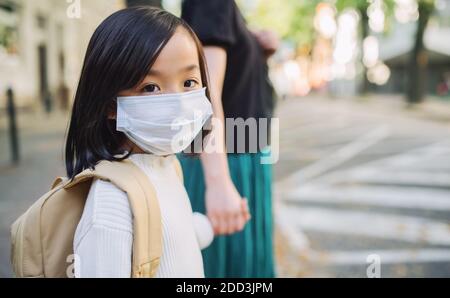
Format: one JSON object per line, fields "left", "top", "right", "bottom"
{"left": 0, "top": 0, "right": 19, "bottom": 55}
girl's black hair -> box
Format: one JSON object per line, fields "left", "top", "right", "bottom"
{"left": 65, "top": 6, "right": 210, "bottom": 179}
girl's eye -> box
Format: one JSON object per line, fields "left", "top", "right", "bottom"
{"left": 184, "top": 80, "right": 198, "bottom": 88}
{"left": 143, "top": 84, "right": 160, "bottom": 93}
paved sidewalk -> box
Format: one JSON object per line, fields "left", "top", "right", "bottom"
{"left": 0, "top": 110, "right": 69, "bottom": 277}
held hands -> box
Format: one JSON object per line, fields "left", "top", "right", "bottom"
{"left": 205, "top": 178, "right": 251, "bottom": 235}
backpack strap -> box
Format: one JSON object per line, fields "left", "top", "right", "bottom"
{"left": 51, "top": 177, "right": 68, "bottom": 189}
{"left": 172, "top": 156, "right": 184, "bottom": 184}
{"left": 61, "top": 159, "right": 162, "bottom": 278}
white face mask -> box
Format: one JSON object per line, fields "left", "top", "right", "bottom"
{"left": 116, "top": 87, "right": 213, "bottom": 155}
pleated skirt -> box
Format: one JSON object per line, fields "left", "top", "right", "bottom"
{"left": 178, "top": 151, "right": 275, "bottom": 278}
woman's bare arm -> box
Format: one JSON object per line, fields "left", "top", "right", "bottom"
{"left": 200, "top": 46, "right": 251, "bottom": 235}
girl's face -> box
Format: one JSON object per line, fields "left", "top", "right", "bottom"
{"left": 118, "top": 27, "right": 203, "bottom": 97}
{"left": 117, "top": 26, "right": 204, "bottom": 154}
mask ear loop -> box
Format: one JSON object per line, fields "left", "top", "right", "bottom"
{"left": 108, "top": 98, "right": 119, "bottom": 121}
{"left": 109, "top": 97, "right": 135, "bottom": 157}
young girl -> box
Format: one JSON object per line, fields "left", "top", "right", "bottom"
{"left": 64, "top": 7, "right": 240, "bottom": 278}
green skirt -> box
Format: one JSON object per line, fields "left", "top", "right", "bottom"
{"left": 178, "top": 151, "right": 275, "bottom": 278}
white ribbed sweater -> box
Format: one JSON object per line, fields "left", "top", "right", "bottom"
{"left": 73, "top": 154, "right": 214, "bottom": 278}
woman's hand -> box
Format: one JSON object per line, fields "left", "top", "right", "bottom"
{"left": 205, "top": 177, "right": 251, "bottom": 235}
{"left": 253, "top": 30, "right": 280, "bottom": 57}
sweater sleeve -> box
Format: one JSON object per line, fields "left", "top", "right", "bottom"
{"left": 74, "top": 179, "right": 133, "bottom": 278}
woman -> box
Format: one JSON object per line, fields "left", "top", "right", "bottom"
{"left": 179, "top": 0, "right": 279, "bottom": 278}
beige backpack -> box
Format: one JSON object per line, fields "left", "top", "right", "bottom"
{"left": 10, "top": 157, "right": 184, "bottom": 278}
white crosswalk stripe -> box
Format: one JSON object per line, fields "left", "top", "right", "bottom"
{"left": 285, "top": 185, "right": 450, "bottom": 211}
{"left": 340, "top": 168, "right": 450, "bottom": 188}
{"left": 307, "top": 249, "right": 450, "bottom": 265}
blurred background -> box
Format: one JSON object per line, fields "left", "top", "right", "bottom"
{"left": 1, "top": 0, "right": 449, "bottom": 277}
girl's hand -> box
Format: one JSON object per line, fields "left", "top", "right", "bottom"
{"left": 192, "top": 212, "right": 215, "bottom": 250}
{"left": 205, "top": 178, "right": 251, "bottom": 235}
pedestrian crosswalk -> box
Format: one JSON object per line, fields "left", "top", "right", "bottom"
{"left": 274, "top": 97, "right": 450, "bottom": 277}
{"left": 281, "top": 205, "right": 450, "bottom": 246}
{"left": 277, "top": 140, "right": 450, "bottom": 277}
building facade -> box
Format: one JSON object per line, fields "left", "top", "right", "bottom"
{"left": 0, "top": 0, "right": 125, "bottom": 110}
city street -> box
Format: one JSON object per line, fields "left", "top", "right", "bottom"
{"left": 0, "top": 0, "right": 449, "bottom": 283}
{"left": 1, "top": 95, "right": 450, "bottom": 277}
{"left": 274, "top": 95, "right": 450, "bottom": 277}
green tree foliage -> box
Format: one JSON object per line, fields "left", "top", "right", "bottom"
{"left": 239, "top": 0, "right": 321, "bottom": 48}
